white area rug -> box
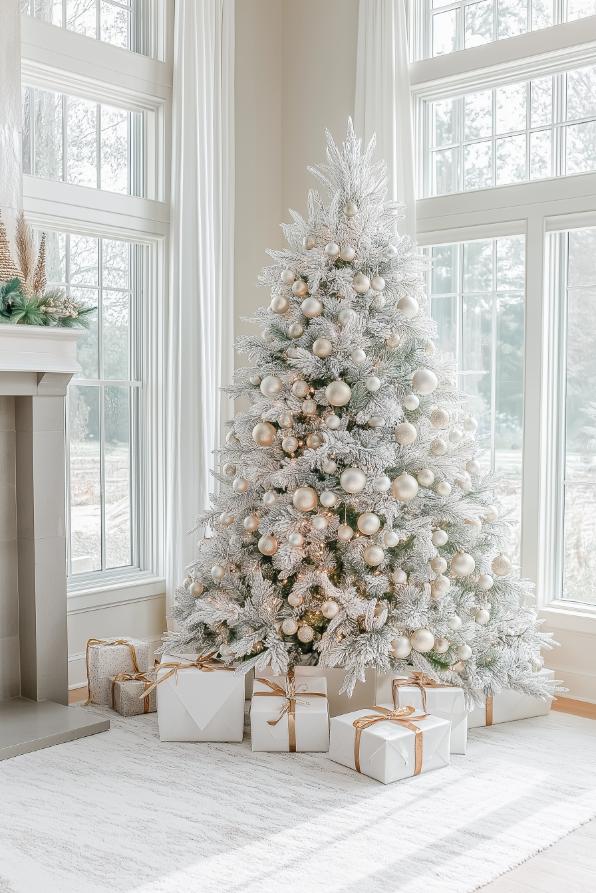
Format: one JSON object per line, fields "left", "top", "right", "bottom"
{"left": 1, "top": 709, "right": 595, "bottom": 893}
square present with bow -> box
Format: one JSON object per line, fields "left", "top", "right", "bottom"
{"left": 155, "top": 652, "right": 245, "bottom": 742}
{"left": 328, "top": 706, "right": 451, "bottom": 784}
{"left": 250, "top": 673, "right": 329, "bottom": 752}
{"left": 111, "top": 672, "right": 157, "bottom": 717}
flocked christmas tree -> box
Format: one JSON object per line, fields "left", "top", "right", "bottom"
{"left": 168, "top": 122, "right": 554, "bottom": 700}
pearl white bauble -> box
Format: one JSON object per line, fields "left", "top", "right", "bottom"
{"left": 476, "top": 608, "right": 490, "bottom": 625}
{"left": 492, "top": 554, "right": 512, "bottom": 576}
{"left": 282, "top": 436, "right": 299, "bottom": 454}
{"left": 280, "top": 268, "right": 296, "bottom": 285}
{"left": 410, "top": 628, "right": 435, "bottom": 653}
{"left": 325, "top": 413, "right": 341, "bottom": 430}
{"left": 352, "top": 272, "right": 370, "bottom": 294}
{"left": 311, "top": 515, "right": 328, "bottom": 532}
{"left": 363, "top": 544, "right": 385, "bottom": 567}
{"left": 223, "top": 462, "right": 236, "bottom": 477}
{"left": 386, "top": 332, "right": 401, "bottom": 349}
{"left": 434, "top": 637, "right": 450, "bottom": 654}
{"left": 371, "top": 274, "right": 386, "bottom": 291}
{"left": 292, "top": 486, "right": 318, "bottom": 512}
{"left": 467, "top": 459, "right": 481, "bottom": 475}
{"left": 412, "top": 367, "right": 438, "bottom": 395}
{"left": 297, "top": 624, "right": 314, "bottom": 643}
{"left": 373, "top": 474, "right": 392, "bottom": 493}
{"left": 432, "top": 529, "right": 448, "bottom": 547}
{"left": 431, "top": 407, "right": 450, "bottom": 428}
{"left": 431, "top": 438, "right": 448, "bottom": 456}
{"left": 456, "top": 644, "right": 473, "bottom": 660}
{"left": 292, "top": 279, "right": 308, "bottom": 297}
{"left": 233, "top": 477, "right": 250, "bottom": 493}
{"left": 365, "top": 375, "right": 381, "bottom": 392}
{"left": 287, "top": 593, "right": 303, "bottom": 607}
{"left": 484, "top": 505, "right": 498, "bottom": 522}
{"left": 302, "top": 399, "right": 317, "bottom": 416}
{"left": 340, "top": 467, "right": 367, "bottom": 494}
{"left": 395, "top": 422, "right": 417, "bottom": 445}
{"left": 306, "top": 432, "right": 324, "bottom": 449}
{"left": 368, "top": 416, "right": 386, "bottom": 428}
{"left": 383, "top": 529, "right": 400, "bottom": 548}
{"left": 391, "top": 636, "right": 412, "bottom": 659}
{"left": 321, "top": 459, "right": 337, "bottom": 474}
{"left": 431, "top": 575, "right": 451, "bottom": 598}
{"left": 220, "top": 512, "right": 235, "bottom": 527}
{"left": 211, "top": 564, "right": 225, "bottom": 581}
{"left": 449, "top": 427, "right": 464, "bottom": 443}
{"left": 417, "top": 468, "right": 435, "bottom": 487}
{"left": 252, "top": 421, "right": 276, "bottom": 447}
{"left": 190, "top": 581, "right": 204, "bottom": 597}
{"left": 398, "top": 295, "right": 419, "bottom": 318}
{"left": 344, "top": 200, "right": 358, "bottom": 217}
{"left": 301, "top": 297, "right": 323, "bottom": 318}
{"left": 338, "top": 307, "right": 357, "bottom": 326}
{"left": 321, "top": 599, "right": 339, "bottom": 619}
{"left": 312, "top": 337, "right": 333, "bottom": 358}
{"left": 357, "top": 512, "right": 381, "bottom": 536}
{"left": 351, "top": 348, "right": 366, "bottom": 364}
{"left": 288, "top": 322, "right": 304, "bottom": 339}
{"left": 430, "top": 555, "right": 447, "bottom": 573}
{"left": 258, "top": 534, "right": 278, "bottom": 556}
{"left": 391, "top": 473, "right": 419, "bottom": 501}
{"left": 337, "top": 524, "right": 354, "bottom": 542}
{"left": 303, "top": 235, "right": 316, "bottom": 250}
{"left": 243, "top": 513, "right": 260, "bottom": 532}
{"left": 452, "top": 552, "right": 476, "bottom": 576}
{"left": 326, "top": 380, "right": 352, "bottom": 407}
{"left": 320, "top": 490, "right": 337, "bottom": 507}
{"left": 340, "top": 244, "right": 356, "bottom": 262}
{"left": 447, "top": 614, "right": 462, "bottom": 630}
{"left": 249, "top": 374, "right": 261, "bottom": 386}
{"left": 288, "top": 531, "right": 304, "bottom": 547}
{"left": 270, "top": 294, "right": 289, "bottom": 314}
{"left": 324, "top": 241, "right": 340, "bottom": 258}
{"left": 392, "top": 568, "right": 408, "bottom": 585}
{"left": 372, "top": 294, "right": 386, "bottom": 310}
{"left": 291, "top": 380, "right": 310, "bottom": 398}
{"left": 403, "top": 393, "right": 420, "bottom": 411}
{"left": 260, "top": 375, "right": 283, "bottom": 398}
{"left": 282, "top": 618, "right": 299, "bottom": 636}
{"left": 262, "top": 490, "right": 276, "bottom": 506}
{"left": 436, "top": 481, "right": 452, "bottom": 497}
{"left": 464, "top": 415, "right": 478, "bottom": 432}
{"left": 477, "top": 573, "right": 494, "bottom": 590}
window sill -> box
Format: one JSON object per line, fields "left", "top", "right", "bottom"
{"left": 67, "top": 574, "right": 166, "bottom": 614}
{"left": 539, "top": 601, "right": 596, "bottom": 635}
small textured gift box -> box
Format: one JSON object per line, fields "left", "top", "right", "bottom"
{"left": 111, "top": 673, "right": 157, "bottom": 717}
{"left": 86, "top": 637, "right": 153, "bottom": 706}
{"left": 251, "top": 673, "right": 329, "bottom": 752}
{"left": 156, "top": 652, "right": 245, "bottom": 742}
{"left": 255, "top": 665, "right": 375, "bottom": 718}
{"left": 328, "top": 706, "right": 451, "bottom": 784}
{"left": 375, "top": 672, "right": 468, "bottom": 754}
{"left": 468, "top": 668, "right": 555, "bottom": 728}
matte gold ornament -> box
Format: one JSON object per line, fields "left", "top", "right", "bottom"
{"left": 262, "top": 491, "right": 277, "bottom": 506}
{"left": 301, "top": 296, "right": 323, "bottom": 318}
{"left": 492, "top": 554, "right": 512, "bottom": 576}
{"left": 340, "top": 244, "right": 356, "bottom": 262}
{"left": 321, "top": 599, "right": 339, "bottom": 619}
{"left": 243, "top": 513, "right": 260, "bottom": 532}
{"left": 279, "top": 411, "right": 293, "bottom": 427}
{"left": 383, "top": 529, "right": 400, "bottom": 547}
{"left": 386, "top": 332, "right": 401, "bottom": 349}
{"left": 357, "top": 512, "right": 381, "bottom": 536}
{"left": 302, "top": 399, "right": 317, "bottom": 415}
{"left": 233, "top": 477, "right": 250, "bottom": 493}
{"left": 337, "top": 524, "right": 354, "bottom": 542}
{"left": 430, "top": 407, "right": 450, "bottom": 428}
{"left": 397, "top": 295, "right": 419, "bottom": 318}
{"left": 431, "top": 438, "right": 447, "bottom": 456}
{"left": 340, "top": 467, "right": 367, "bottom": 493}
{"left": 351, "top": 348, "right": 366, "bottom": 363}
{"left": 476, "top": 608, "right": 490, "bottom": 625}
{"left": 287, "top": 593, "right": 304, "bottom": 607}
{"left": 320, "top": 490, "right": 338, "bottom": 507}
{"left": 338, "top": 307, "right": 357, "bottom": 325}
{"left": 190, "top": 581, "right": 204, "bottom": 597}
{"left": 258, "top": 533, "right": 278, "bottom": 556}
{"left": 447, "top": 614, "right": 462, "bottom": 630}
{"left": 435, "top": 481, "right": 452, "bottom": 497}
{"left": 430, "top": 555, "right": 447, "bottom": 573}
{"left": 391, "top": 473, "right": 419, "bottom": 501}
{"left": 220, "top": 512, "right": 235, "bottom": 527}
{"left": 288, "top": 322, "right": 304, "bottom": 338}
{"left": 292, "top": 486, "right": 318, "bottom": 512}
{"left": 451, "top": 661, "right": 466, "bottom": 673}
{"left": 417, "top": 468, "right": 435, "bottom": 487}
{"left": 326, "top": 380, "right": 352, "bottom": 406}
{"left": 260, "top": 375, "right": 283, "bottom": 398}
{"left": 344, "top": 200, "right": 358, "bottom": 217}
{"left": 306, "top": 432, "right": 324, "bottom": 448}
{"left": 270, "top": 294, "right": 289, "bottom": 314}
{"left": 410, "top": 628, "right": 435, "bottom": 653}
{"left": 211, "top": 564, "right": 226, "bottom": 581}
{"left": 297, "top": 624, "right": 314, "bottom": 643}
{"left": 403, "top": 393, "right": 420, "bottom": 411}
{"left": 249, "top": 374, "right": 261, "bottom": 386}
{"left": 452, "top": 552, "right": 476, "bottom": 576}
{"left": 292, "top": 279, "right": 308, "bottom": 297}
{"left": 395, "top": 422, "right": 417, "bottom": 445}
{"left": 291, "top": 379, "right": 310, "bottom": 398}
{"left": 391, "top": 636, "right": 412, "bottom": 659}
{"left": 365, "top": 375, "right": 381, "bottom": 392}
{"left": 456, "top": 644, "right": 472, "bottom": 660}
{"left": 312, "top": 337, "right": 333, "bottom": 358}
{"left": 431, "top": 575, "right": 450, "bottom": 598}
{"left": 282, "top": 618, "right": 299, "bottom": 636}
{"left": 321, "top": 459, "right": 337, "bottom": 474}
{"left": 325, "top": 413, "right": 341, "bottom": 430}
{"left": 252, "top": 421, "right": 277, "bottom": 447}
{"left": 280, "top": 268, "right": 296, "bottom": 285}
{"left": 371, "top": 274, "right": 385, "bottom": 291}
{"left": 311, "top": 514, "right": 327, "bottom": 531}
{"left": 324, "top": 241, "right": 340, "bottom": 258}
{"left": 282, "top": 436, "right": 299, "bottom": 454}
{"left": 477, "top": 573, "right": 494, "bottom": 590}
{"left": 352, "top": 272, "right": 370, "bottom": 293}
{"left": 412, "top": 367, "right": 438, "bottom": 395}
{"left": 432, "top": 529, "right": 448, "bottom": 546}
{"left": 303, "top": 235, "right": 316, "bottom": 250}
{"left": 288, "top": 531, "right": 304, "bottom": 547}
{"left": 223, "top": 462, "right": 236, "bottom": 477}
{"left": 363, "top": 544, "right": 385, "bottom": 566}
{"left": 434, "top": 637, "right": 450, "bottom": 654}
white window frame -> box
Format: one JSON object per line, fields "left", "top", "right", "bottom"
{"left": 20, "top": 10, "right": 173, "bottom": 605}
{"left": 409, "top": 10, "right": 596, "bottom": 631}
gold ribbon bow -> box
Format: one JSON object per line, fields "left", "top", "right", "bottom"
{"left": 111, "top": 672, "right": 156, "bottom": 714}
{"left": 85, "top": 638, "right": 142, "bottom": 704}
{"left": 253, "top": 671, "right": 327, "bottom": 753}
{"left": 142, "top": 652, "right": 234, "bottom": 697}
{"left": 392, "top": 672, "right": 453, "bottom": 713}
{"left": 352, "top": 705, "right": 428, "bottom": 775}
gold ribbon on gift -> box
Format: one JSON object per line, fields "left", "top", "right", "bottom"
{"left": 252, "top": 671, "right": 327, "bottom": 753}
{"left": 85, "top": 638, "right": 143, "bottom": 704}
{"left": 485, "top": 694, "right": 494, "bottom": 726}
{"left": 392, "top": 672, "right": 454, "bottom": 713}
{"left": 352, "top": 705, "right": 429, "bottom": 776}
{"left": 111, "top": 672, "right": 156, "bottom": 714}
{"left": 141, "top": 652, "right": 234, "bottom": 697}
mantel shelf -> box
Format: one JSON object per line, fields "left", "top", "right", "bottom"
{"left": 0, "top": 325, "right": 83, "bottom": 375}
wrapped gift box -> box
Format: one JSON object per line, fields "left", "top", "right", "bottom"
{"left": 111, "top": 673, "right": 157, "bottom": 717}
{"left": 375, "top": 672, "right": 468, "bottom": 754}
{"left": 328, "top": 706, "right": 451, "bottom": 785}
{"left": 255, "top": 665, "right": 375, "bottom": 717}
{"left": 468, "top": 668, "right": 555, "bottom": 728}
{"left": 251, "top": 674, "right": 329, "bottom": 752}
{"left": 86, "top": 637, "right": 153, "bottom": 706}
{"left": 156, "top": 652, "right": 245, "bottom": 742}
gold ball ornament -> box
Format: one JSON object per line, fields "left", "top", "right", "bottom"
{"left": 280, "top": 268, "right": 296, "bottom": 285}
{"left": 222, "top": 462, "right": 236, "bottom": 477}
{"left": 373, "top": 474, "right": 391, "bottom": 492}
{"left": 282, "top": 618, "right": 299, "bottom": 636}
{"left": 291, "top": 380, "right": 310, "bottom": 399}
{"left": 371, "top": 274, "right": 386, "bottom": 291}
{"left": 391, "top": 473, "right": 419, "bottom": 501}
{"left": 383, "top": 529, "right": 400, "bottom": 547}
{"left": 233, "top": 477, "right": 250, "bottom": 493}
{"left": 312, "top": 337, "right": 333, "bottom": 358}
{"left": 297, "top": 624, "right": 314, "bottom": 643}
{"left": 306, "top": 432, "right": 324, "bottom": 448}
{"left": 211, "top": 564, "right": 226, "bottom": 581}
{"left": 303, "top": 235, "right": 316, "bottom": 250}
{"left": 252, "top": 421, "right": 277, "bottom": 447}
{"left": 288, "top": 531, "right": 304, "bottom": 547}
{"left": 326, "top": 380, "right": 352, "bottom": 407}
{"left": 432, "top": 529, "right": 449, "bottom": 547}
{"left": 288, "top": 322, "right": 304, "bottom": 338}
{"left": 391, "top": 636, "right": 412, "bottom": 659}
{"left": 340, "top": 244, "right": 356, "bottom": 261}
{"left": 260, "top": 375, "right": 283, "bottom": 398}
{"left": 301, "top": 297, "right": 323, "bottom": 318}
{"left": 430, "top": 555, "right": 447, "bottom": 573}
{"left": 282, "top": 436, "right": 299, "bottom": 454}
{"left": 324, "top": 241, "right": 340, "bottom": 258}
{"left": 431, "top": 407, "right": 450, "bottom": 428}
{"left": 292, "top": 486, "right": 318, "bottom": 512}
{"left": 340, "top": 467, "right": 367, "bottom": 494}
{"left": 431, "top": 575, "right": 450, "bottom": 599}
{"left": 270, "top": 295, "right": 289, "bottom": 314}
{"left": 397, "top": 295, "right": 419, "bottom": 318}
{"left": 492, "top": 554, "right": 512, "bottom": 576}
{"left": 434, "top": 637, "right": 450, "bottom": 654}
{"left": 325, "top": 413, "right": 341, "bottom": 430}
{"left": 190, "top": 581, "right": 204, "bottom": 597}
{"left": 321, "top": 599, "right": 339, "bottom": 619}
{"left": 395, "top": 422, "right": 417, "bottom": 445}
{"left": 302, "top": 399, "right": 317, "bottom": 416}
{"left": 337, "top": 524, "right": 354, "bottom": 542}
{"left": 417, "top": 468, "right": 435, "bottom": 487}
{"left": 410, "top": 628, "right": 435, "bottom": 653}
{"left": 279, "top": 411, "right": 293, "bottom": 428}
{"left": 352, "top": 272, "right": 370, "bottom": 294}
{"left": 363, "top": 544, "right": 385, "bottom": 567}
{"left": 412, "top": 367, "right": 438, "bottom": 395}
{"left": 357, "top": 512, "right": 381, "bottom": 536}
{"left": 258, "top": 534, "right": 278, "bottom": 556}
{"left": 249, "top": 374, "right": 261, "bottom": 386}
{"left": 243, "top": 513, "right": 260, "bottom": 532}
{"left": 292, "top": 279, "right": 308, "bottom": 297}
{"left": 338, "top": 307, "right": 357, "bottom": 326}
{"left": 287, "top": 593, "right": 303, "bottom": 607}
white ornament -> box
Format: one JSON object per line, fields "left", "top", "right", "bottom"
{"left": 270, "top": 295, "right": 289, "bottom": 314}
{"left": 363, "top": 544, "right": 385, "bottom": 567}
{"left": 233, "top": 477, "right": 250, "bottom": 494}
{"left": 392, "top": 568, "right": 408, "bottom": 585}
{"left": 344, "top": 200, "right": 358, "bottom": 217}
{"left": 403, "top": 394, "right": 420, "bottom": 411}
{"left": 249, "top": 374, "right": 261, "bottom": 386}
{"left": 321, "top": 600, "right": 339, "bottom": 619}
{"left": 291, "top": 379, "right": 310, "bottom": 398}
{"left": 410, "top": 628, "right": 435, "bottom": 653}
{"left": 312, "top": 337, "right": 333, "bottom": 358}
{"left": 449, "top": 427, "right": 464, "bottom": 444}
{"left": 391, "top": 473, "right": 419, "bottom": 502}
{"left": 190, "top": 581, "right": 204, "bottom": 597}
{"left": 435, "top": 481, "right": 452, "bottom": 498}
{"left": 337, "top": 524, "right": 354, "bottom": 542}
{"left": 325, "top": 413, "right": 341, "bottom": 430}
{"left": 430, "top": 407, "right": 450, "bottom": 428}
{"left": 412, "top": 367, "right": 438, "bottom": 395}
{"left": 262, "top": 490, "right": 276, "bottom": 506}
{"left": 340, "top": 467, "right": 367, "bottom": 494}
{"left": 456, "top": 644, "right": 473, "bottom": 660}
{"left": 282, "top": 436, "right": 299, "bottom": 454}
{"left": 222, "top": 462, "right": 236, "bottom": 477}
{"left": 338, "top": 307, "right": 357, "bottom": 326}
{"left": 351, "top": 348, "right": 366, "bottom": 364}
{"left": 303, "top": 235, "right": 315, "bottom": 250}
{"left": 431, "top": 438, "right": 448, "bottom": 456}
{"left": 302, "top": 399, "right": 317, "bottom": 416}
{"left": 467, "top": 459, "right": 481, "bottom": 475}
{"left": 301, "top": 297, "right": 323, "bottom": 318}
{"left": 383, "top": 529, "right": 400, "bottom": 548}
{"left": 288, "top": 322, "right": 304, "bottom": 338}
{"left": 492, "top": 554, "right": 512, "bottom": 576}
{"left": 260, "top": 375, "right": 283, "bottom": 398}
{"left": 417, "top": 468, "right": 435, "bottom": 487}
{"left": 391, "top": 636, "right": 412, "bottom": 659}
{"left": 287, "top": 593, "right": 303, "bottom": 607}
{"left": 320, "top": 490, "right": 338, "bottom": 507}
{"left": 252, "top": 421, "right": 276, "bottom": 447}
{"left": 288, "top": 532, "right": 304, "bottom": 547}
{"left": 211, "top": 564, "right": 225, "bottom": 581}
{"left": 292, "top": 279, "right": 308, "bottom": 297}
{"left": 280, "top": 268, "right": 295, "bottom": 285}
{"left": 477, "top": 573, "right": 494, "bottom": 590}
{"left": 368, "top": 416, "right": 385, "bottom": 428}
{"left": 243, "top": 514, "right": 260, "bottom": 532}
{"left": 352, "top": 272, "right": 370, "bottom": 294}
{"left": 452, "top": 552, "right": 476, "bottom": 576}
{"left": 371, "top": 274, "right": 385, "bottom": 291}
{"left": 476, "top": 608, "right": 490, "bottom": 625}
{"left": 432, "top": 529, "right": 448, "bottom": 547}
{"left": 324, "top": 241, "right": 340, "bottom": 258}
{"left": 386, "top": 332, "right": 401, "bottom": 349}
{"left": 357, "top": 512, "right": 381, "bottom": 536}
{"left": 372, "top": 474, "right": 391, "bottom": 493}
{"left": 395, "top": 422, "right": 417, "bottom": 445}
{"left": 447, "top": 615, "right": 462, "bottom": 631}
{"left": 292, "top": 486, "right": 318, "bottom": 512}
{"left": 340, "top": 244, "right": 356, "bottom": 262}
{"left": 434, "top": 637, "right": 450, "bottom": 654}
{"left": 430, "top": 555, "right": 447, "bottom": 574}
{"left": 258, "top": 534, "right": 278, "bottom": 556}
{"left": 365, "top": 375, "right": 381, "bottom": 393}
{"left": 321, "top": 460, "right": 337, "bottom": 475}
{"left": 297, "top": 624, "right": 314, "bottom": 643}
{"left": 398, "top": 295, "right": 419, "bottom": 318}
{"left": 311, "top": 515, "right": 327, "bottom": 531}
{"left": 431, "top": 575, "right": 450, "bottom": 599}
{"left": 326, "top": 380, "right": 352, "bottom": 407}
{"left": 282, "top": 618, "right": 298, "bottom": 636}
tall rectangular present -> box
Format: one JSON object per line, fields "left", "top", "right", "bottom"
{"left": 468, "top": 668, "right": 555, "bottom": 728}
{"left": 251, "top": 673, "right": 329, "bottom": 752}
{"left": 86, "top": 637, "right": 153, "bottom": 706}
{"left": 156, "top": 653, "right": 245, "bottom": 742}
{"left": 111, "top": 672, "right": 157, "bottom": 717}
{"left": 328, "top": 706, "right": 451, "bottom": 785}
{"left": 375, "top": 672, "right": 468, "bottom": 754}
{"left": 255, "top": 665, "right": 375, "bottom": 718}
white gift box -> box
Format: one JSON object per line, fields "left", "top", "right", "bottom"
{"left": 86, "top": 637, "right": 153, "bottom": 706}
{"left": 255, "top": 665, "right": 375, "bottom": 717}
{"left": 375, "top": 673, "right": 468, "bottom": 754}
{"left": 328, "top": 707, "right": 451, "bottom": 785}
{"left": 468, "top": 668, "right": 555, "bottom": 728}
{"left": 156, "top": 653, "right": 245, "bottom": 742}
{"left": 251, "top": 675, "right": 329, "bottom": 752}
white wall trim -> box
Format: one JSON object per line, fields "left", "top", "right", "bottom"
{"left": 67, "top": 578, "right": 165, "bottom": 615}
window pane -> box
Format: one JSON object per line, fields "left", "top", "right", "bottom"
{"left": 103, "top": 290, "right": 130, "bottom": 379}
{"left": 32, "top": 0, "right": 62, "bottom": 24}
{"left": 431, "top": 295, "right": 457, "bottom": 358}
{"left": 23, "top": 0, "right": 153, "bottom": 56}
{"left": 464, "top": 91, "right": 492, "bottom": 141}
{"left": 530, "top": 129, "right": 552, "bottom": 179}
{"left": 432, "top": 148, "right": 458, "bottom": 195}
{"left": 432, "top": 9, "right": 458, "bottom": 56}
{"left": 100, "top": 1, "right": 130, "bottom": 49}
{"left": 464, "top": 239, "right": 493, "bottom": 292}
{"left": 566, "top": 65, "right": 596, "bottom": 122}
{"left": 465, "top": 0, "right": 493, "bottom": 48}
{"left": 104, "top": 385, "right": 132, "bottom": 568}
{"left": 565, "top": 121, "right": 596, "bottom": 174}
{"left": 25, "top": 88, "right": 64, "bottom": 180}
{"left": 496, "top": 83, "right": 526, "bottom": 135}
{"left": 563, "top": 486, "right": 596, "bottom": 603}
{"left": 432, "top": 98, "right": 458, "bottom": 148}
{"left": 567, "top": 0, "right": 596, "bottom": 22}
{"left": 66, "top": 96, "right": 97, "bottom": 188}
{"left": 100, "top": 105, "right": 130, "bottom": 193}
{"left": 498, "top": 0, "right": 527, "bottom": 38}
{"left": 431, "top": 244, "right": 457, "bottom": 294}
{"left": 497, "top": 236, "right": 525, "bottom": 291}
{"left": 496, "top": 134, "right": 527, "bottom": 185}
{"left": 68, "top": 385, "right": 101, "bottom": 574}
{"left": 464, "top": 141, "right": 493, "bottom": 190}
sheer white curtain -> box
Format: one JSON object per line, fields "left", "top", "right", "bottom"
{"left": 354, "top": 0, "right": 416, "bottom": 238}
{"left": 165, "top": 0, "right": 235, "bottom": 619}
